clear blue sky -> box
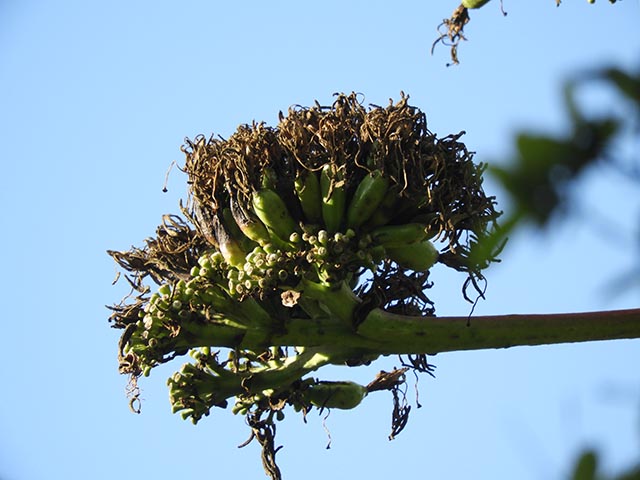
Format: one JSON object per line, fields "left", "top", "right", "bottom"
{"left": 1, "top": 1, "right": 639, "bottom": 479}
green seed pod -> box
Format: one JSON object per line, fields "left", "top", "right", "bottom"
{"left": 211, "top": 215, "right": 247, "bottom": 268}
{"left": 158, "top": 284, "right": 171, "bottom": 297}
{"left": 210, "top": 251, "right": 225, "bottom": 265}
{"left": 230, "top": 196, "right": 272, "bottom": 246}
{"left": 252, "top": 188, "right": 299, "bottom": 243}
{"left": 386, "top": 239, "right": 439, "bottom": 271}
{"left": 462, "top": 0, "right": 491, "bottom": 8}
{"left": 362, "top": 184, "right": 402, "bottom": 229}
{"left": 265, "top": 253, "right": 279, "bottom": 267}
{"left": 371, "top": 223, "right": 428, "bottom": 247}
{"left": 263, "top": 243, "right": 278, "bottom": 255}
{"left": 346, "top": 170, "right": 389, "bottom": 229}
{"left": 289, "top": 232, "right": 301, "bottom": 243}
{"left": 198, "top": 256, "right": 212, "bottom": 269}
{"left": 304, "top": 381, "right": 368, "bottom": 410}
{"left": 294, "top": 170, "right": 323, "bottom": 224}
{"left": 317, "top": 229, "right": 329, "bottom": 245}
{"left": 320, "top": 164, "right": 346, "bottom": 233}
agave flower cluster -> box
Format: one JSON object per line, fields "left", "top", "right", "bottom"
{"left": 108, "top": 93, "right": 500, "bottom": 437}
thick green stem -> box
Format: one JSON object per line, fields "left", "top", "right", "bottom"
{"left": 178, "top": 308, "right": 640, "bottom": 354}
{"left": 356, "top": 308, "right": 640, "bottom": 354}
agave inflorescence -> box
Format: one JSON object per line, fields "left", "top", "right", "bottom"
{"left": 108, "top": 92, "right": 501, "bottom": 479}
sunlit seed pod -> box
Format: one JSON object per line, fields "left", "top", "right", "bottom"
{"left": 143, "top": 366, "right": 152, "bottom": 377}
{"left": 263, "top": 243, "right": 277, "bottom": 255}
{"left": 316, "top": 246, "right": 328, "bottom": 258}
{"left": 294, "top": 170, "right": 323, "bottom": 224}
{"left": 157, "top": 299, "right": 170, "bottom": 311}
{"left": 199, "top": 267, "right": 210, "bottom": 278}
{"left": 158, "top": 284, "right": 171, "bottom": 297}
{"left": 252, "top": 188, "right": 299, "bottom": 241}
{"left": 235, "top": 283, "right": 245, "bottom": 295}
{"left": 237, "top": 270, "right": 245, "bottom": 282}
{"left": 244, "top": 279, "right": 253, "bottom": 290}
{"left": 258, "top": 278, "right": 269, "bottom": 289}
{"left": 254, "top": 257, "right": 265, "bottom": 269}
{"left": 289, "top": 232, "right": 301, "bottom": 243}
{"left": 227, "top": 269, "right": 239, "bottom": 280}
{"left": 143, "top": 314, "right": 154, "bottom": 330}
{"left": 197, "top": 256, "right": 211, "bottom": 269}
{"left": 386, "top": 239, "right": 439, "bottom": 271}
{"left": 184, "top": 287, "right": 195, "bottom": 298}
{"left": 190, "top": 266, "right": 201, "bottom": 277}
{"left": 317, "top": 229, "right": 329, "bottom": 245}
{"left": 172, "top": 300, "right": 182, "bottom": 310}
{"left": 304, "top": 381, "right": 368, "bottom": 410}
{"left": 301, "top": 232, "right": 310, "bottom": 242}
{"left": 266, "top": 253, "right": 279, "bottom": 267}
{"left": 180, "top": 410, "right": 195, "bottom": 421}
{"left": 243, "top": 263, "right": 254, "bottom": 275}
{"left": 210, "top": 251, "right": 225, "bottom": 265}
{"left": 333, "top": 232, "right": 345, "bottom": 243}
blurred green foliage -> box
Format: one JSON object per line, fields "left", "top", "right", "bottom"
{"left": 488, "top": 64, "right": 640, "bottom": 480}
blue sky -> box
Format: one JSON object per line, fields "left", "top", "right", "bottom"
{"left": 1, "top": 1, "right": 639, "bottom": 479}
